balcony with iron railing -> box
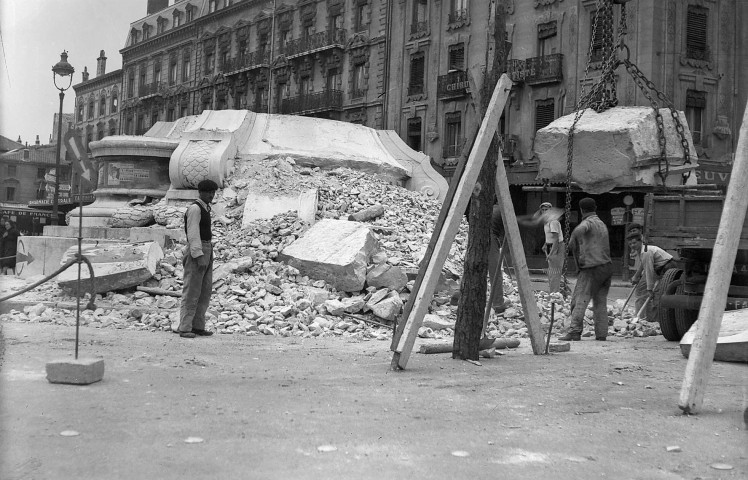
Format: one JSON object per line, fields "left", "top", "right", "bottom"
{"left": 437, "top": 70, "right": 470, "bottom": 99}
{"left": 506, "top": 54, "right": 563, "bottom": 85}
{"left": 138, "top": 81, "right": 163, "bottom": 98}
{"left": 442, "top": 137, "right": 465, "bottom": 159}
{"left": 285, "top": 29, "right": 346, "bottom": 58}
{"left": 280, "top": 89, "right": 343, "bottom": 115}
{"left": 222, "top": 49, "right": 271, "bottom": 74}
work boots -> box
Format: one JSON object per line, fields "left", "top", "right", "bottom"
{"left": 557, "top": 332, "right": 581, "bottom": 341}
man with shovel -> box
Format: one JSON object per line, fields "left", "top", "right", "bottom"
{"left": 626, "top": 232, "right": 675, "bottom": 319}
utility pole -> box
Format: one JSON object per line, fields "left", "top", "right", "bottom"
{"left": 453, "top": 0, "right": 508, "bottom": 360}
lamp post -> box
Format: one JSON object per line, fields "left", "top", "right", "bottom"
{"left": 51, "top": 51, "right": 75, "bottom": 225}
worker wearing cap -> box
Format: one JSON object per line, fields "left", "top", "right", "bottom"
{"left": 539, "top": 202, "right": 564, "bottom": 293}
{"left": 626, "top": 232, "right": 675, "bottom": 318}
{"left": 178, "top": 179, "right": 219, "bottom": 339}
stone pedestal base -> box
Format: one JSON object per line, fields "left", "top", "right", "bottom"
{"left": 46, "top": 357, "right": 105, "bottom": 385}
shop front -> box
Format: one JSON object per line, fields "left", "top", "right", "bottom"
{"left": 0, "top": 204, "right": 66, "bottom": 236}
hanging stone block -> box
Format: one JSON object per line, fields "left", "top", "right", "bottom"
{"left": 535, "top": 107, "right": 699, "bottom": 194}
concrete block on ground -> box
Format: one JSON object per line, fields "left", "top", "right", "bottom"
{"left": 46, "top": 357, "right": 105, "bottom": 385}
{"left": 278, "top": 219, "right": 377, "bottom": 292}
{"left": 548, "top": 342, "right": 571, "bottom": 353}
{"left": 57, "top": 241, "right": 163, "bottom": 294}
{"left": 242, "top": 188, "right": 318, "bottom": 226}
{"left": 15, "top": 236, "right": 121, "bottom": 279}
{"left": 535, "top": 107, "right": 699, "bottom": 194}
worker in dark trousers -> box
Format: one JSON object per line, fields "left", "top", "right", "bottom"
{"left": 559, "top": 197, "right": 613, "bottom": 341}
{"left": 627, "top": 232, "right": 675, "bottom": 318}
{"left": 178, "top": 179, "right": 218, "bottom": 339}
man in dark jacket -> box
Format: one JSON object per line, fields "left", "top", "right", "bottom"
{"left": 178, "top": 180, "right": 218, "bottom": 338}
{"left": 559, "top": 197, "right": 613, "bottom": 341}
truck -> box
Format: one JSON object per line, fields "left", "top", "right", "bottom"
{"left": 643, "top": 190, "right": 748, "bottom": 341}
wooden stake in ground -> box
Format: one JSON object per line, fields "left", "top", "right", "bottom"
{"left": 389, "top": 75, "right": 513, "bottom": 370}
{"left": 679, "top": 101, "right": 748, "bottom": 414}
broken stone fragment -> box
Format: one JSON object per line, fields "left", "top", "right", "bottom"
{"left": 369, "top": 292, "right": 403, "bottom": 321}
{"left": 366, "top": 263, "right": 408, "bottom": 291}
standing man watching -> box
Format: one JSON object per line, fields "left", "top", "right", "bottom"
{"left": 178, "top": 179, "right": 218, "bottom": 339}
{"left": 539, "top": 202, "right": 564, "bottom": 293}
{"left": 559, "top": 197, "right": 613, "bottom": 341}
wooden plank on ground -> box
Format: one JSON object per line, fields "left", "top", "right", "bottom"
{"left": 678, "top": 101, "right": 748, "bottom": 414}
{"left": 390, "top": 74, "right": 513, "bottom": 370}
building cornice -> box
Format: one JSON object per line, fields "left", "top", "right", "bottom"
{"left": 73, "top": 69, "right": 123, "bottom": 93}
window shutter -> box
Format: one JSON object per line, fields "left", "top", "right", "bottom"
{"left": 535, "top": 100, "right": 555, "bottom": 131}
{"left": 687, "top": 6, "right": 708, "bottom": 54}
{"left": 449, "top": 44, "right": 465, "bottom": 71}
{"left": 410, "top": 55, "right": 425, "bottom": 86}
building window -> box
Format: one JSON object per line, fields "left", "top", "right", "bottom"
{"left": 37, "top": 167, "right": 46, "bottom": 179}
{"left": 407, "top": 117, "right": 422, "bottom": 152}
{"left": 127, "top": 70, "right": 135, "bottom": 98}
{"left": 444, "top": 112, "right": 462, "bottom": 158}
{"left": 77, "top": 102, "right": 84, "bottom": 121}
{"left": 408, "top": 53, "right": 425, "bottom": 96}
{"left": 686, "top": 5, "right": 709, "bottom": 60}
{"left": 535, "top": 99, "right": 555, "bottom": 131}
{"left": 111, "top": 93, "right": 118, "bottom": 113}
{"left": 219, "top": 49, "right": 230, "bottom": 71}
{"left": 354, "top": 1, "right": 367, "bottom": 32}
{"left": 449, "top": 0, "right": 468, "bottom": 23}
{"left": 98, "top": 129, "right": 104, "bottom": 140}
{"left": 186, "top": 5, "right": 194, "bottom": 22}
{"left": 137, "top": 115, "right": 145, "bottom": 134}
{"left": 330, "top": 13, "right": 342, "bottom": 30}
{"left": 139, "top": 68, "right": 147, "bottom": 92}
{"left": 154, "top": 61, "right": 162, "bottom": 85}
{"left": 209, "top": 0, "right": 216, "bottom": 13}
{"left": 8, "top": 165, "right": 17, "bottom": 177}
{"left": 204, "top": 51, "right": 214, "bottom": 75}
{"left": 23, "top": 150, "right": 29, "bottom": 159}
{"left": 180, "top": 104, "right": 189, "bottom": 118}
{"left": 88, "top": 99, "right": 95, "bottom": 119}
{"left": 182, "top": 54, "right": 191, "bottom": 81}
{"left": 130, "top": 28, "right": 139, "bottom": 45}
{"left": 5, "top": 187, "right": 15, "bottom": 201}
{"left": 327, "top": 68, "right": 341, "bottom": 91}
{"left": 686, "top": 89, "right": 706, "bottom": 146}
{"left": 167, "top": 107, "right": 175, "bottom": 122}
{"left": 143, "top": 23, "right": 152, "bottom": 40}
{"left": 411, "top": 0, "right": 428, "bottom": 34}
{"left": 126, "top": 116, "right": 134, "bottom": 134}
{"left": 173, "top": 10, "right": 182, "bottom": 28}
{"left": 86, "top": 133, "right": 92, "bottom": 152}
{"left": 99, "top": 95, "right": 106, "bottom": 116}
{"left": 279, "top": 29, "right": 290, "bottom": 54}
{"left": 352, "top": 64, "right": 366, "bottom": 98}
{"left": 151, "top": 111, "right": 159, "bottom": 126}
{"left": 109, "top": 126, "right": 116, "bottom": 136}
{"left": 538, "top": 20, "right": 557, "bottom": 57}
{"left": 170, "top": 60, "right": 178, "bottom": 84}
{"left": 448, "top": 43, "right": 465, "bottom": 71}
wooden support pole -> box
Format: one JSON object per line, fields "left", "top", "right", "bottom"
{"left": 390, "top": 74, "right": 514, "bottom": 370}
{"left": 494, "top": 147, "right": 546, "bottom": 354}
{"left": 678, "top": 101, "right": 748, "bottom": 414}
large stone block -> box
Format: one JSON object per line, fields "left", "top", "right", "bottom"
{"left": 535, "top": 107, "right": 699, "bottom": 194}
{"left": 278, "top": 219, "right": 377, "bottom": 292}
{"left": 15, "top": 236, "right": 121, "bottom": 279}
{"left": 57, "top": 241, "right": 163, "bottom": 294}
{"left": 46, "top": 357, "right": 105, "bottom": 385}
{"left": 242, "top": 188, "right": 318, "bottom": 226}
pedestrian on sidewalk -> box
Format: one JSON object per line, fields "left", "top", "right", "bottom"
{"left": 1, "top": 220, "right": 20, "bottom": 276}
{"left": 178, "top": 180, "right": 218, "bottom": 339}
{"left": 626, "top": 232, "right": 675, "bottom": 320}
{"left": 559, "top": 197, "right": 613, "bottom": 341}
{"left": 538, "top": 202, "right": 564, "bottom": 293}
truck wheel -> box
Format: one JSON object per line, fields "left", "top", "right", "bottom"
{"left": 658, "top": 268, "right": 683, "bottom": 341}
{"left": 674, "top": 284, "right": 699, "bottom": 338}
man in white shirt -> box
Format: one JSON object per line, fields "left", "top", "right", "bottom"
{"left": 539, "top": 202, "right": 564, "bottom": 293}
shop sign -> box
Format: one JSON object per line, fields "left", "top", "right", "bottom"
{"left": 610, "top": 207, "right": 626, "bottom": 226}
{"left": 694, "top": 165, "right": 732, "bottom": 185}
{"left": 631, "top": 207, "right": 644, "bottom": 225}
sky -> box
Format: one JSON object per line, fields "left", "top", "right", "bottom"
{"left": 0, "top": 0, "right": 146, "bottom": 146}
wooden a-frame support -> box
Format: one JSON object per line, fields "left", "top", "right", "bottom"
{"left": 678, "top": 101, "right": 748, "bottom": 413}
{"left": 390, "top": 74, "right": 545, "bottom": 370}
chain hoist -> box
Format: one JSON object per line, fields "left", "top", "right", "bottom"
{"left": 560, "top": 0, "right": 693, "bottom": 295}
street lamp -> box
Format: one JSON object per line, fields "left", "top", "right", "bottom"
{"left": 51, "top": 51, "right": 75, "bottom": 225}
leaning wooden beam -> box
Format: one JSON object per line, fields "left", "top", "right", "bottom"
{"left": 390, "top": 74, "right": 513, "bottom": 370}
{"left": 494, "top": 150, "right": 546, "bottom": 354}
{"left": 678, "top": 101, "right": 748, "bottom": 414}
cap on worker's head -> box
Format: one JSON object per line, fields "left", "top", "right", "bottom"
{"left": 197, "top": 179, "right": 219, "bottom": 192}
{"left": 539, "top": 202, "right": 552, "bottom": 209}
{"left": 579, "top": 197, "right": 597, "bottom": 212}
{"left": 626, "top": 232, "right": 643, "bottom": 242}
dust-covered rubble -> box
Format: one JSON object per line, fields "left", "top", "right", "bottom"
{"left": 1, "top": 158, "right": 663, "bottom": 342}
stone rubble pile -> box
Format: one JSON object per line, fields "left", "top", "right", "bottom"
{"left": 1, "top": 158, "right": 663, "bottom": 342}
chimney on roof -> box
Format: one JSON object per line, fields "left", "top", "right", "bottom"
{"left": 147, "top": 0, "right": 169, "bottom": 15}
{"left": 97, "top": 50, "right": 107, "bottom": 77}
{"left": 35, "top": 135, "right": 40, "bottom": 146}
{"left": 82, "top": 66, "right": 89, "bottom": 82}
{"left": 16, "top": 135, "right": 21, "bottom": 143}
